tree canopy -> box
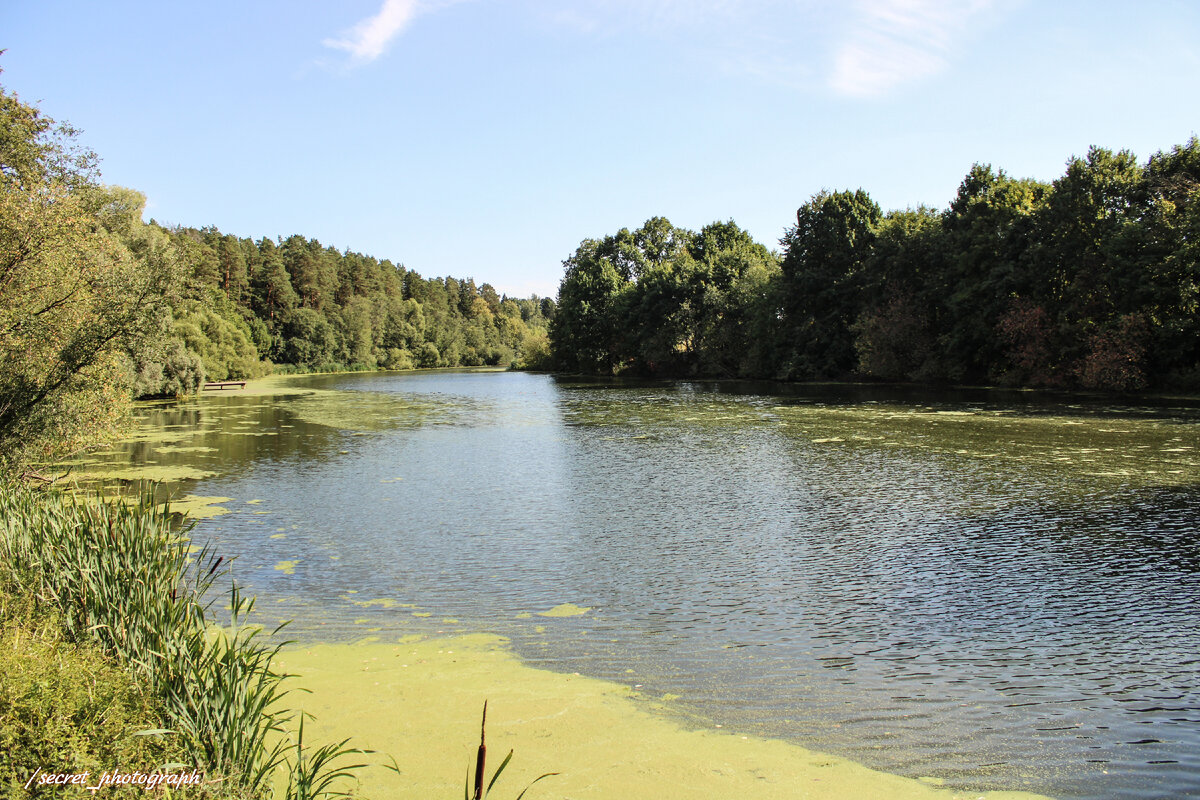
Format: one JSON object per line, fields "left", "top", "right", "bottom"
{"left": 0, "top": 82, "right": 174, "bottom": 469}
{"left": 551, "top": 138, "right": 1200, "bottom": 392}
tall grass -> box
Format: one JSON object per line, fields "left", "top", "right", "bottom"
{"left": 0, "top": 484, "right": 363, "bottom": 798}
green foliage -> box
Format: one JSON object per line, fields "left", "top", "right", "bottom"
{"left": 251, "top": 240, "right": 300, "bottom": 326}
{"left": 128, "top": 339, "right": 207, "bottom": 398}
{"left": 515, "top": 328, "right": 552, "bottom": 370}
{"left": 0, "top": 77, "right": 97, "bottom": 191}
{"left": 851, "top": 208, "right": 942, "bottom": 381}
{"left": 280, "top": 307, "right": 337, "bottom": 370}
{"left": 777, "top": 189, "right": 881, "bottom": 379}
{"left": 550, "top": 236, "right": 630, "bottom": 373}
{"left": 0, "top": 596, "right": 194, "bottom": 799}
{"left": 685, "top": 222, "right": 780, "bottom": 377}
{"left": 283, "top": 717, "right": 370, "bottom": 800}
{"left": 994, "top": 298, "right": 1060, "bottom": 388}
{"left": 0, "top": 485, "right": 362, "bottom": 799}
{"left": 379, "top": 347, "right": 412, "bottom": 370}
{"left": 852, "top": 293, "right": 934, "bottom": 382}
{"left": 0, "top": 79, "right": 174, "bottom": 470}
{"left": 1075, "top": 314, "right": 1150, "bottom": 391}
{"left": 155, "top": 224, "right": 553, "bottom": 378}
{"left": 173, "top": 299, "right": 262, "bottom": 382}
{"left": 417, "top": 341, "right": 441, "bottom": 368}
{"left": 550, "top": 218, "right": 780, "bottom": 376}
{"left": 551, "top": 139, "right": 1200, "bottom": 392}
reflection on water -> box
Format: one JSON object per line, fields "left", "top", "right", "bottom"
{"left": 77, "top": 371, "right": 1200, "bottom": 800}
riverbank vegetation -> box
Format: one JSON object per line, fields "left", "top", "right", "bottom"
{"left": 0, "top": 484, "right": 372, "bottom": 798}
{"left": 0, "top": 75, "right": 378, "bottom": 798}
{"left": 151, "top": 228, "right": 555, "bottom": 384}
{"left": 551, "top": 140, "right": 1200, "bottom": 392}
{"left": 0, "top": 68, "right": 552, "bottom": 473}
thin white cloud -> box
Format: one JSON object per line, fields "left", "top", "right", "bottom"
{"left": 830, "top": 0, "right": 998, "bottom": 97}
{"left": 538, "top": 0, "right": 815, "bottom": 89}
{"left": 324, "top": 0, "right": 422, "bottom": 63}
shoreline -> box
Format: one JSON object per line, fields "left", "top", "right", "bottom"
{"left": 201, "top": 367, "right": 511, "bottom": 398}
{"left": 276, "top": 633, "right": 1054, "bottom": 800}
{"left": 161, "top": 368, "right": 1200, "bottom": 408}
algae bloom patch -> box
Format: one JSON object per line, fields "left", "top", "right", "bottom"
{"left": 275, "top": 634, "right": 1054, "bottom": 800}
{"left": 344, "top": 597, "right": 411, "bottom": 609}
{"left": 537, "top": 603, "right": 590, "bottom": 618}
{"left": 170, "top": 495, "right": 232, "bottom": 519}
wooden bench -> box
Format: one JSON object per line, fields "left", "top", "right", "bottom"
{"left": 203, "top": 381, "right": 247, "bottom": 390}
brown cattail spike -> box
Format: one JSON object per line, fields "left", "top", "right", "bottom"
{"left": 473, "top": 701, "right": 488, "bottom": 800}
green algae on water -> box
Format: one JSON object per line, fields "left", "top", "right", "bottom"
{"left": 537, "top": 603, "right": 591, "bottom": 618}
{"left": 169, "top": 495, "right": 232, "bottom": 520}
{"left": 81, "top": 465, "right": 218, "bottom": 482}
{"left": 276, "top": 634, "right": 1053, "bottom": 800}
{"left": 282, "top": 390, "right": 435, "bottom": 432}
{"left": 346, "top": 597, "right": 401, "bottom": 609}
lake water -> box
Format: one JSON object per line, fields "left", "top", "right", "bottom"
{"left": 77, "top": 371, "right": 1200, "bottom": 799}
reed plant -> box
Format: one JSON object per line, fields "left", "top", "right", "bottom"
{"left": 0, "top": 483, "right": 365, "bottom": 799}
{"left": 382, "top": 701, "right": 557, "bottom": 800}
{"left": 283, "top": 716, "right": 370, "bottom": 800}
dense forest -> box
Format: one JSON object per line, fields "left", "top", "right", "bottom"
{"left": 551, "top": 140, "right": 1200, "bottom": 392}
{"left": 129, "top": 223, "right": 554, "bottom": 394}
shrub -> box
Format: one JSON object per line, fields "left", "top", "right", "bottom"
{"left": 0, "top": 596, "right": 190, "bottom": 798}
{"left": 1076, "top": 314, "right": 1150, "bottom": 391}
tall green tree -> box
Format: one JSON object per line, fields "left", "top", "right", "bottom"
{"left": 551, "top": 237, "right": 632, "bottom": 373}
{"left": 1024, "top": 148, "right": 1145, "bottom": 388}
{"left": 251, "top": 239, "right": 299, "bottom": 328}
{"left": 216, "top": 234, "right": 250, "bottom": 303}
{"left": 1139, "top": 137, "right": 1200, "bottom": 384}
{"left": 777, "top": 189, "right": 881, "bottom": 379}
{"left": 0, "top": 81, "right": 173, "bottom": 468}
{"left": 688, "top": 222, "right": 780, "bottom": 377}
{"left": 851, "top": 207, "right": 941, "bottom": 381}
{"left": 936, "top": 165, "right": 1047, "bottom": 383}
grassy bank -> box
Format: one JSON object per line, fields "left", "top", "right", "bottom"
{"left": 0, "top": 485, "right": 359, "bottom": 799}
{"left": 0, "top": 592, "right": 197, "bottom": 797}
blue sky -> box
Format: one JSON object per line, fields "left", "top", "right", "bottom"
{"left": 3, "top": 1, "right": 1198, "bottom": 298}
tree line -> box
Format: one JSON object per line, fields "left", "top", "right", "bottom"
{"left": 550, "top": 140, "right": 1200, "bottom": 392}
{"left": 5, "top": 66, "right": 1199, "bottom": 471}
{"left": 133, "top": 224, "right": 554, "bottom": 397}
{"left": 0, "top": 74, "right": 551, "bottom": 470}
